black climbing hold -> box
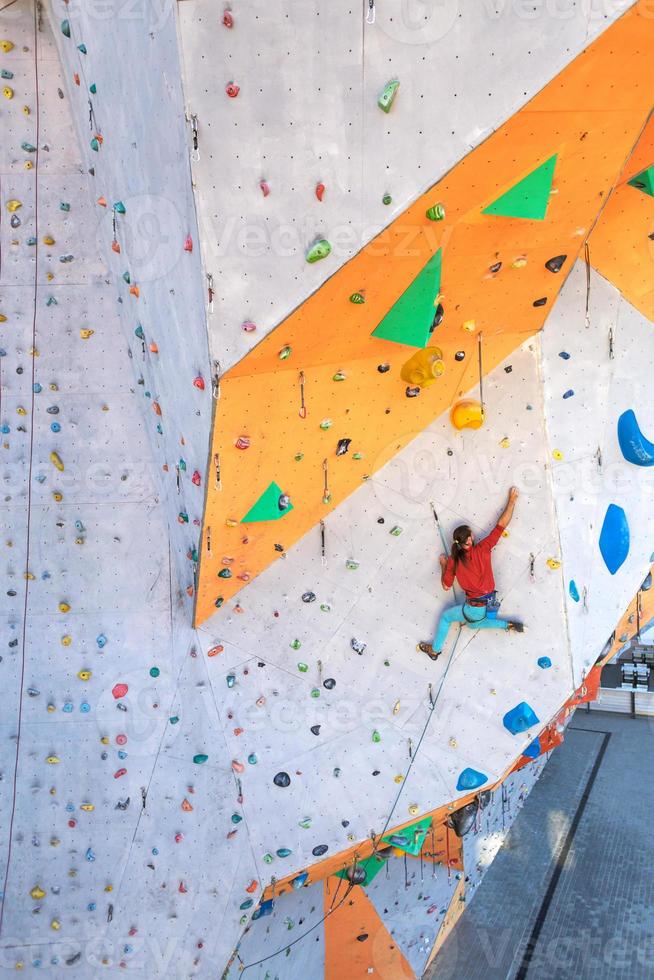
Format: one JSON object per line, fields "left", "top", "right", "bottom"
{"left": 273, "top": 772, "right": 291, "bottom": 788}
{"left": 88, "top": 167, "right": 95, "bottom": 176}
{"left": 377, "top": 363, "right": 390, "bottom": 373}
{"left": 446, "top": 449, "right": 453, "bottom": 456}
{"left": 350, "top": 637, "right": 366, "bottom": 655}
{"left": 312, "top": 844, "right": 328, "bottom": 856}
{"left": 447, "top": 802, "right": 477, "bottom": 838}
{"left": 405, "top": 386, "right": 420, "bottom": 398}
{"left": 341, "top": 820, "right": 349, "bottom": 827}
{"left": 66, "top": 953, "right": 82, "bottom": 966}
{"left": 429, "top": 303, "right": 444, "bottom": 333}
{"left": 302, "top": 591, "right": 316, "bottom": 603}
{"left": 278, "top": 493, "right": 291, "bottom": 511}
{"left": 346, "top": 865, "right": 367, "bottom": 885}
{"left": 258, "top": 661, "right": 266, "bottom": 667}
{"left": 649, "top": 232, "right": 654, "bottom": 241}
{"left": 310, "top": 725, "right": 321, "bottom": 735}
{"left": 489, "top": 261, "right": 502, "bottom": 274}
{"left": 533, "top": 297, "right": 547, "bottom": 307}
{"left": 336, "top": 438, "right": 351, "bottom": 456}
{"left": 323, "top": 678, "right": 336, "bottom": 690}
{"left": 478, "top": 790, "right": 492, "bottom": 810}
{"left": 504, "top": 365, "right": 512, "bottom": 374}
{"left": 372, "top": 770, "right": 380, "bottom": 776}
{"left": 377, "top": 517, "right": 385, "bottom": 524}
{"left": 455, "top": 350, "right": 465, "bottom": 361}
{"left": 274, "top": 543, "right": 284, "bottom": 552}
{"left": 545, "top": 254, "right": 567, "bottom": 273}
{"left": 356, "top": 933, "right": 369, "bottom": 942}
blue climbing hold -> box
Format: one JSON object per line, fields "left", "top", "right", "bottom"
{"left": 97, "top": 633, "right": 107, "bottom": 648}
{"left": 558, "top": 351, "right": 570, "bottom": 360}
{"left": 51, "top": 422, "right": 61, "bottom": 433}
{"left": 562, "top": 389, "right": 574, "bottom": 399}
{"left": 569, "top": 580, "right": 580, "bottom": 602}
{"left": 252, "top": 899, "right": 274, "bottom": 920}
{"left": 522, "top": 737, "right": 541, "bottom": 759}
{"left": 503, "top": 701, "right": 540, "bottom": 735}
{"left": 538, "top": 656, "right": 552, "bottom": 669}
{"left": 456, "top": 767, "right": 488, "bottom": 792}
{"left": 617, "top": 409, "right": 654, "bottom": 467}
{"left": 599, "top": 504, "right": 630, "bottom": 575}
{"left": 291, "top": 871, "right": 309, "bottom": 890}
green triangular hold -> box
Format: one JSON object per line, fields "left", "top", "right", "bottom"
{"left": 628, "top": 166, "right": 654, "bottom": 198}
{"left": 240, "top": 481, "right": 293, "bottom": 523}
{"left": 371, "top": 248, "right": 442, "bottom": 348}
{"left": 482, "top": 154, "right": 557, "bottom": 220}
{"left": 381, "top": 815, "right": 433, "bottom": 856}
{"left": 334, "top": 853, "right": 389, "bottom": 887}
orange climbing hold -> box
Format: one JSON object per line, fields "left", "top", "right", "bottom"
{"left": 450, "top": 400, "right": 484, "bottom": 430}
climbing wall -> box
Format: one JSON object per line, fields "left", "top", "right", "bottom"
{"left": 542, "top": 261, "right": 654, "bottom": 685}
{"left": 47, "top": 0, "right": 214, "bottom": 610}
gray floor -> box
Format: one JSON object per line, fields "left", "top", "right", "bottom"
{"left": 425, "top": 710, "right": 654, "bottom": 980}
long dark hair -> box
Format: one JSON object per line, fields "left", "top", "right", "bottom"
{"left": 451, "top": 525, "right": 472, "bottom": 570}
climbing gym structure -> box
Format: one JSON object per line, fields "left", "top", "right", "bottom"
{"left": 2, "top": 0, "right": 654, "bottom": 975}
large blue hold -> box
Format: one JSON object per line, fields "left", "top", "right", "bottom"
{"left": 503, "top": 701, "right": 540, "bottom": 735}
{"left": 617, "top": 409, "right": 654, "bottom": 466}
{"left": 599, "top": 504, "right": 630, "bottom": 575}
{"left": 456, "top": 767, "right": 488, "bottom": 792}
{"left": 522, "top": 737, "right": 541, "bottom": 759}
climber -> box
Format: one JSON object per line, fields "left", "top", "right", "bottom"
{"left": 418, "top": 487, "right": 525, "bottom": 661}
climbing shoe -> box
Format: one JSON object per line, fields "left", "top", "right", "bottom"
{"left": 507, "top": 622, "right": 525, "bottom": 633}
{"left": 417, "top": 642, "right": 441, "bottom": 661}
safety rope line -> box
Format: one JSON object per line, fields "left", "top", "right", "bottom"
{"left": 0, "top": 0, "right": 40, "bottom": 939}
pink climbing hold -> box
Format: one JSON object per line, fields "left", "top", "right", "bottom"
{"left": 114, "top": 768, "right": 127, "bottom": 779}
{"left": 116, "top": 734, "right": 127, "bottom": 746}
{"left": 241, "top": 320, "right": 256, "bottom": 333}
{"left": 226, "top": 82, "right": 240, "bottom": 98}
{"left": 232, "top": 759, "right": 245, "bottom": 773}
{"left": 316, "top": 182, "right": 325, "bottom": 201}
{"left": 235, "top": 436, "right": 250, "bottom": 450}
{"left": 193, "top": 375, "right": 205, "bottom": 390}
{"left": 222, "top": 9, "right": 233, "bottom": 27}
{"left": 260, "top": 180, "right": 270, "bottom": 197}
{"left": 179, "top": 881, "right": 188, "bottom": 894}
{"left": 191, "top": 470, "right": 201, "bottom": 486}
{"left": 112, "top": 683, "right": 128, "bottom": 699}
{"left": 184, "top": 234, "right": 193, "bottom": 252}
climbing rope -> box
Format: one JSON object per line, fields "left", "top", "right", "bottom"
{"left": 477, "top": 331, "right": 485, "bottom": 419}
{"left": 0, "top": 0, "right": 40, "bottom": 939}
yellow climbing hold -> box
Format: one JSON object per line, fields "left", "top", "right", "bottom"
{"left": 512, "top": 256, "right": 527, "bottom": 269}
{"left": 42, "top": 235, "right": 55, "bottom": 246}
{"left": 77, "top": 670, "right": 92, "bottom": 681}
{"left": 100, "top": 736, "right": 109, "bottom": 745}
{"left": 462, "top": 319, "right": 476, "bottom": 332}
{"left": 546, "top": 558, "right": 561, "bottom": 570}
{"left": 61, "top": 635, "right": 72, "bottom": 646}
{"left": 392, "top": 700, "right": 401, "bottom": 715}
{"left": 79, "top": 328, "right": 94, "bottom": 339}
{"left": 17, "top": 406, "right": 27, "bottom": 416}
{"left": 0, "top": 314, "right": 6, "bottom": 322}
{"left": 46, "top": 756, "right": 60, "bottom": 764}
{"left": 6, "top": 199, "right": 21, "bottom": 212}
{"left": 50, "top": 383, "right": 59, "bottom": 391}
{"left": 393, "top": 774, "right": 404, "bottom": 783}
{"left": 52, "top": 491, "right": 63, "bottom": 502}
{"left": 0, "top": 40, "right": 14, "bottom": 52}
{"left": 80, "top": 803, "right": 94, "bottom": 811}
{"left": 30, "top": 886, "right": 46, "bottom": 900}
{"left": 3, "top": 86, "right": 14, "bottom": 99}
{"left": 104, "top": 884, "right": 113, "bottom": 892}
{"left": 400, "top": 347, "right": 445, "bottom": 389}
{"left": 450, "top": 399, "right": 484, "bottom": 431}
{"left": 47, "top": 703, "right": 56, "bottom": 712}
{"left": 50, "top": 919, "right": 60, "bottom": 931}
{"left": 22, "top": 105, "right": 30, "bottom": 115}
{"left": 46, "top": 273, "right": 54, "bottom": 281}
{"left": 58, "top": 601, "right": 70, "bottom": 613}
{"left": 499, "top": 437, "right": 510, "bottom": 449}
{"left": 23, "top": 571, "right": 35, "bottom": 580}
{"left": 50, "top": 451, "right": 64, "bottom": 471}
{"left": 24, "top": 162, "right": 33, "bottom": 170}
{"left": 448, "top": 737, "right": 457, "bottom": 748}
{"left": 552, "top": 449, "right": 563, "bottom": 460}
{"left": 408, "top": 804, "right": 419, "bottom": 816}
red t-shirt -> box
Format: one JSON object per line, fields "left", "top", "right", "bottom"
{"left": 442, "top": 524, "right": 504, "bottom": 598}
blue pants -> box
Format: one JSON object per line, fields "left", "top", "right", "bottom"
{"left": 433, "top": 602, "right": 509, "bottom": 652}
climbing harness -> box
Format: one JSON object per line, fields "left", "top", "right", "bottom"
{"left": 461, "top": 591, "right": 500, "bottom": 624}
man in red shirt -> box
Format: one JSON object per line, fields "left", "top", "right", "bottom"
{"left": 418, "top": 487, "right": 525, "bottom": 661}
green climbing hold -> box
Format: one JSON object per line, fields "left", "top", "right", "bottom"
{"left": 297, "top": 662, "right": 308, "bottom": 671}
{"left": 372, "top": 730, "right": 381, "bottom": 743}
{"left": 61, "top": 19, "right": 71, "bottom": 37}
{"left": 426, "top": 203, "right": 445, "bottom": 221}
{"left": 349, "top": 293, "right": 365, "bottom": 304}
{"left": 263, "top": 853, "right": 274, "bottom": 864}
{"left": 378, "top": 79, "right": 400, "bottom": 113}
{"left": 381, "top": 815, "right": 433, "bottom": 856}
{"left": 21, "top": 142, "right": 36, "bottom": 153}
{"left": 298, "top": 817, "right": 312, "bottom": 829}
{"left": 310, "top": 688, "right": 320, "bottom": 699}
{"left": 149, "top": 667, "right": 160, "bottom": 678}
{"left": 89, "top": 83, "right": 97, "bottom": 95}
{"left": 278, "top": 345, "right": 292, "bottom": 360}
{"left": 306, "top": 239, "right": 332, "bottom": 264}
{"left": 276, "top": 848, "right": 292, "bottom": 858}
{"left": 90, "top": 138, "right": 100, "bottom": 152}
{"left": 333, "top": 371, "right": 347, "bottom": 381}
{"left": 248, "top": 753, "right": 257, "bottom": 765}
{"left": 231, "top": 813, "right": 243, "bottom": 824}
{"left": 77, "top": 43, "right": 87, "bottom": 54}
{"left": 382, "top": 194, "right": 392, "bottom": 206}
{"left": 290, "top": 639, "right": 301, "bottom": 650}
{"left": 482, "top": 154, "right": 557, "bottom": 221}
{"left": 0, "top": 69, "right": 13, "bottom": 80}
{"left": 134, "top": 325, "right": 144, "bottom": 339}
{"left": 122, "top": 271, "right": 131, "bottom": 284}
{"left": 241, "top": 481, "right": 294, "bottom": 523}
{"left": 628, "top": 166, "right": 654, "bottom": 197}
{"left": 113, "top": 201, "right": 126, "bottom": 214}
{"left": 218, "top": 568, "right": 232, "bottom": 578}
{"left": 169, "top": 715, "right": 179, "bottom": 725}
{"left": 60, "top": 202, "right": 70, "bottom": 212}
{"left": 214, "top": 597, "right": 224, "bottom": 608}
{"left": 371, "top": 248, "right": 442, "bottom": 348}
{"left": 193, "top": 754, "right": 208, "bottom": 764}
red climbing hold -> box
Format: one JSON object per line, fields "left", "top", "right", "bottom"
{"left": 184, "top": 234, "right": 193, "bottom": 252}
{"left": 178, "top": 881, "right": 188, "bottom": 894}
{"left": 316, "top": 182, "right": 325, "bottom": 201}
{"left": 193, "top": 376, "right": 205, "bottom": 390}
{"left": 222, "top": 9, "right": 233, "bottom": 27}
{"left": 207, "top": 644, "right": 224, "bottom": 657}
{"left": 112, "top": 683, "right": 128, "bottom": 699}
{"left": 260, "top": 180, "right": 270, "bottom": 197}
{"left": 73, "top": 73, "right": 80, "bottom": 86}
{"left": 192, "top": 470, "right": 201, "bottom": 486}
{"left": 226, "top": 82, "right": 240, "bottom": 98}
{"left": 111, "top": 241, "right": 121, "bottom": 254}
{"left": 114, "top": 768, "right": 127, "bottom": 779}
{"left": 235, "top": 435, "right": 250, "bottom": 450}
{"left": 152, "top": 402, "right": 162, "bottom": 416}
